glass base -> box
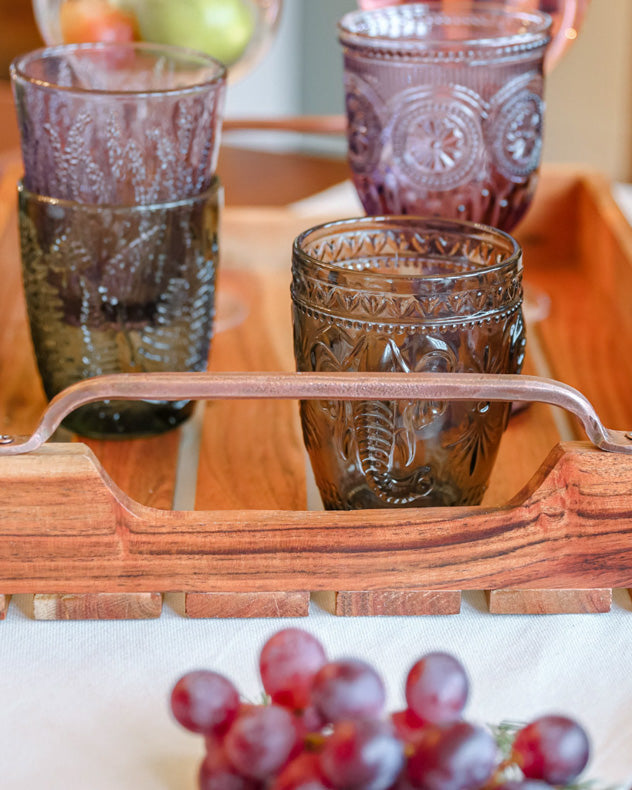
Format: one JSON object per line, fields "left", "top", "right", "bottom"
{"left": 63, "top": 399, "right": 194, "bottom": 439}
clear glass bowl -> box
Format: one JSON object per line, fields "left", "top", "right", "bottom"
{"left": 32, "top": 0, "right": 283, "bottom": 81}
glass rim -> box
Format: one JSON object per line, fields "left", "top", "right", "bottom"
{"left": 17, "top": 176, "right": 222, "bottom": 211}
{"left": 10, "top": 41, "right": 227, "bottom": 98}
{"left": 293, "top": 215, "right": 522, "bottom": 284}
{"left": 338, "top": 1, "right": 552, "bottom": 52}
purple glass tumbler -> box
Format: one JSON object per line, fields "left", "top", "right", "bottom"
{"left": 10, "top": 42, "right": 226, "bottom": 438}
{"left": 11, "top": 42, "right": 226, "bottom": 205}
{"left": 338, "top": 2, "right": 551, "bottom": 231}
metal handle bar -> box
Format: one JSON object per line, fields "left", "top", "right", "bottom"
{"left": 0, "top": 371, "right": 630, "bottom": 456}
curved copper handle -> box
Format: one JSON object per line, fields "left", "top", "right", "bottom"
{"left": 0, "top": 371, "right": 630, "bottom": 456}
{"left": 224, "top": 115, "right": 346, "bottom": 135}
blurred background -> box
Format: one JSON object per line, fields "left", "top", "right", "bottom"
{"left": 1, "top": 0, "right": 631, "bottom": 180}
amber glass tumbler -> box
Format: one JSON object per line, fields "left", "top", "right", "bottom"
{"left": 292, "top": 216, "right": 525, "bottom": 509}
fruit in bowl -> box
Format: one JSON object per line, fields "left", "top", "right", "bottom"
{"left": 59, "top": 0, "right": 139, "bottom": 43}
{"left": 32, "top": 0, "right": 282, "bottom": 78}
{"left": 170, "top": 628, "right": 593, "bottom": 790}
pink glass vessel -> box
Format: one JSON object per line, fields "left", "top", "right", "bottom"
{"left": 11, "top": 42, "right": 226, "bottom": 205}
{"left": 356, "top": 0, "right": 591, "bottom": 71}
{"left": 339, "top": 3, "right": 551, "bottom": 232}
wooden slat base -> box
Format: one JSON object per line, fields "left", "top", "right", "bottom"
{"left": 486, "top": 589, "right": 612, "bottom": 614}
{"left": 334, "top": 590, "right": 462, "bottom": 616}
{"left": 0, "top": 594, "right": 10, "bottom": 620}
{"left": 32, "top": 593, "right": 163, "bottom": 620}
{"left": 184, "top": 592, "right": 310, "bottom": 619}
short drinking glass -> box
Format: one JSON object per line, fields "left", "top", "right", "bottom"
{"left": 18, "top": 180, "right": 221, "bottom": 438}
{"left": 10, "top": 42, "right": 226, "bottom": 205}
{"left": 292, "top": 216, "right": 525, "bottom": 509}
{"left": 11, "top": 42, "right": 226, "bottom": 438}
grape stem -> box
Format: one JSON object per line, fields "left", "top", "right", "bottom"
{"left": 303, "top": 732, "right": 326, "bottom": 752}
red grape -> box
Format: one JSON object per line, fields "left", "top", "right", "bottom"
{"left": 224, "top": 704, "right": 299, "bottom": 780}
{"left": 199, "top": 745, "right": 263, "bottom": 790}
{"left": 295, "top": 705, "right": 327, "bottom": 736}
{"left": 260, "top": 628, "right": 327, "bottom": 710}
{"left": 406, "top": 721, "right": 498, "bottom": 790}
{"left": 311, "top": 659, "right": 386, "bottom": 723}
{"left": 405, "top": 653, "right": 469, "bottom": 725}
{"left": 170, "top": 670, "right": 240, "bottom": 735}
{"left": 168, "top": 630, "right": 596, "bottom": 790}
{"left": 390, "top": 709, "right": 427, "bottom": 745}
{"left": 270, "top": 752, "right": 331, "bottom": 790}
{"left": 319, "top": 718, "right": 405, "bottom": 790}
{"left": 512, "top": 715, "right": 590, "bottom": 785}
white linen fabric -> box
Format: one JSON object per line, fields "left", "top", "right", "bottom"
{"left": 1, "top": 591, "right": 631, "bottom": 789}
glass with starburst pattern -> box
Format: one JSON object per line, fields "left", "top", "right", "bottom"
{"left": 338, "top": 2, "right": 551, "bottom": 233}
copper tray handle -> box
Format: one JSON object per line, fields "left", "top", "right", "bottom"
{"left": 223, "top": 115, "right": 346, "bottom": 135}
{"left": 1, "top": 371, "right": 630, "bottom": 456}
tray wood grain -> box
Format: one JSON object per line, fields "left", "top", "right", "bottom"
{"left": 1, "top": 440, "right": 632, "bottom": 591}
{"left": 1, "top": 164, "right": 632, "bottom": 618}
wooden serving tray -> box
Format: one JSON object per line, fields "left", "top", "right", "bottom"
{"left": 1, "top": 162, "right": 632, "bottom": 620}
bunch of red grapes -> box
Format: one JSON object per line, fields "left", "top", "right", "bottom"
{"left": 170, "top": 628, "right": 591, "bottom": 790}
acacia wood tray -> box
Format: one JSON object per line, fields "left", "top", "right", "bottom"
{"left": 1, "top": 162, "right": 632, "bottom": 620}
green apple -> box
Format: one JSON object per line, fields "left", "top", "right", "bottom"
{"left": 114, "top": 0, "right": 256, "bottom": 66}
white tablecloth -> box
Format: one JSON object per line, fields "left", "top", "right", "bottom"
{"left": 2, "top": 592, "right": 632, "bottom": 789}
{"left": 2, "top": 182, "right": 632, "bottom": 790}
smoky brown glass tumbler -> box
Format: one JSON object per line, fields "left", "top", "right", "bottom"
{"left": 292, "top": 216, "right": 525, "bottom": 509}
{"left": 18, "top": 180, "right": 221, "bottom": 438}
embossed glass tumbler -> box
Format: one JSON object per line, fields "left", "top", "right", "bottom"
{"left": 338, "top": 3, "right": 551, "bottom": 232}
{"left": 292, "top": 216, "right": 525, "bottom": 510}
{"left": 18, "top": 180, "right": 221, "bottom": 438}
{"left": 11, "top": 42, "right": 226, "bottom": 204}
{"left": 11, "top": 42, "right": 226, "bottom": 438}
